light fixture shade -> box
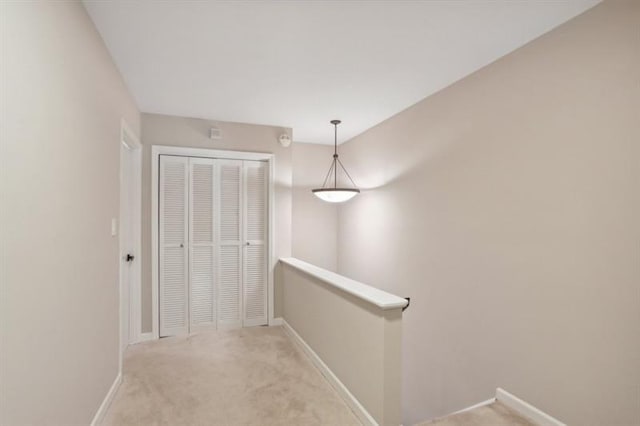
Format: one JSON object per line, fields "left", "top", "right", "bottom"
{"left": 312, "top": 119, "right": 360, "bottom": 203}
{"left": 312, "top": 188, "right": 360, "bottom": 203}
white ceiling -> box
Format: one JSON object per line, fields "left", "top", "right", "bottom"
{"left": 84, "top": 0, "right": 600, "bottom": 144}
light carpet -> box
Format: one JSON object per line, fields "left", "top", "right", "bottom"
{"left": 416, "top": 401, "right": 537, "bottom": 426}
{"left": 102, "top": 326, "right": 360, "bottom": 425}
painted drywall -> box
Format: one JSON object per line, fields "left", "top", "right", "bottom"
{"left": 140, "top": 113, "right": 292, "bottom": 332}
{"left": 282, "top": 263, "right": 402, "bottom": 425}
{"left": 292, "top": 143, "right": 338, "bottom": 271}
{"left": 336, "top": 1, "right": 640, "bottom": 425}
{"left": 0, "top": 2, "right": 140, "bottom": 425}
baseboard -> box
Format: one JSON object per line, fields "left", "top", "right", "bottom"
{"left": 281, "top": 320, "right": 378, "bottom": 426}
{"left": 136, "top": 332, "right": 154, "bottom": 343}
{"left": 496, "top": 388, "right": 566, "bottom": 426}
{"left": 269, "top": 317, "right": 283, "bottom": 326}
{"left": 90, "top": 372, "right": 122, "bottom": 426}
{"left": 451, "top": 397, "right": 496, "bottom": 415}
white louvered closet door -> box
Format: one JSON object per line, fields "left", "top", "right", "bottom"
{"left": 189, "top": 158, "right": 216, "bottom": 332}
{"left": 159, "top": 156, "right": 189, "bottom": 337}
{"left": 216, "top": 160, "right": 243, "bottom": 328}
{"left": 243, "top": 161, "right": 268, "bottom": 326}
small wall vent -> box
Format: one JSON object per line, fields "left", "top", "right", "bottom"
{"left": 209, "top": 127, "right": 222, "bottom": 140}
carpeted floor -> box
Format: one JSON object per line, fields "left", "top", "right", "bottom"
{"left": 102, "top": 326, "right": 360, "bottom": 425}
{"left": 416, "top": 401, "right": 536, "bottom": 426}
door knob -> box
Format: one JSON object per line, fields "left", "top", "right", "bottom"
{"left": 125, "top": 253, "right": 135, "bottom": 262}
{"left": 246, "top": 242, "right": 250, "bottom": 246}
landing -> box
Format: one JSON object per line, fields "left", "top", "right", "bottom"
{"left": 103, "top": 326, "right": 360, "bottom": 425}
{"left": 417, "top": 401, "right": 536, "bottom": 426}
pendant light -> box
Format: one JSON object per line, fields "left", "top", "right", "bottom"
{"left": 312, "top": 120, "right": 360, "bottom": 203}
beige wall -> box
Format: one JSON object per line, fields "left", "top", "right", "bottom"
{"left": 292, "top": 143, "right": 338, "bottom": 271}
{"left": 140, "top": 113, "right": 292, "bottom": 331}
{"left": 336, "top": 1, "right": 640, "bottom": 425}
{"left": 0, "top": 2, "right": 140, "bottom": 425}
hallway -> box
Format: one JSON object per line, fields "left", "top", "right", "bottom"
{"left": 103, "top": 327, "right": 360, "bottom": 425}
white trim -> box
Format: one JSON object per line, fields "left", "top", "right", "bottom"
{"left": 282, "top": 320, "right": 377, "bottom": 426}
{"left": 90, "top": 372, "right": 122, "bottom": 426}
{"left": 496, "top": 388, "right": 566, "bottom": 426}
{"left": 120, "top": 119, "right": 140, "bottom": 150}
{"left": 267, "top": 156, "right": 275, "bottom": 326}
{"left": 152, "top": 145, "right": 275, "bottom": 161}
{"left": 151, "top": 145, "right": 275, "bottom": 339}
{"left": 451, "top": 397, "right": 496, "bottom": 415}
{"left": 136, "top": 332, "right": 154, "bottom": 343}
{"left": 152, "top": 148, "right": 159, "bottom": 339}
{"left": 279, "top": 258, "right": 408, "bottom": 310}
{"left": 269, "top": 317, "right": 283, "bottom": 326}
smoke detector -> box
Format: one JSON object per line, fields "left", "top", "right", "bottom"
{"left": 279, "top": 134, "right": 291, "bottom": 148}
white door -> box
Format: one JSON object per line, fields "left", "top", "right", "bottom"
{"left": 158, "top": 156, "right": 268, "bottom": 335}
{"left": 119, "top": 128, "right": 141, "bottom": 349}
{"left": 216, "top": 159, "right": 243, "bottom": 328}
{"left": 189, "top": 158, "right": 216, "bottom": 332}
{"left": 159, "top": 155, "right": 189, "bottom": 337}
{"left": 243, "top": 161, "right": 268, "bottom": 326}
{"left": 119, "top": 142, "right": 133, "bottom": 351}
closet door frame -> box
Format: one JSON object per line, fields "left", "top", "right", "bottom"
{"left": 151, "top": 145, "right": 275, "bottom": 340}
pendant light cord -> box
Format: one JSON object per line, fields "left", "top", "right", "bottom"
{"left": 334, "top": 121, "right": 338, "bottom": 188}
{"left": 319, "top": 119, "right": 358, "bottom": 189}
{"left": 321, "top": 158, "right": 336, "bottom": 188}
{"left": 337, "top": 157, "right": 358, "bottom": 187}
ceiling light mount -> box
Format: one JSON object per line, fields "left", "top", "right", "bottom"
{"left": 312, "top": 120, "right": 360, "bottom": 203}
